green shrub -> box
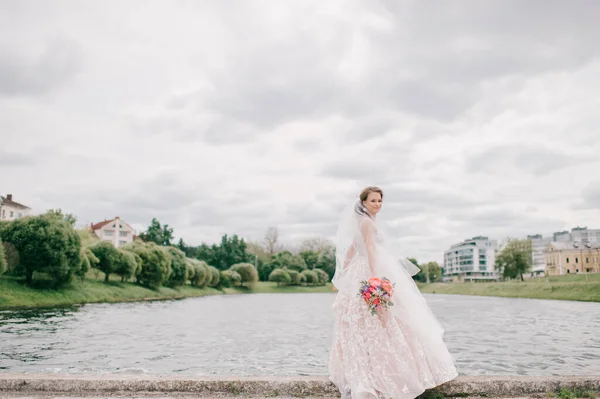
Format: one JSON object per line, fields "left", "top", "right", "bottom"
{"left": 300, "top": 269, "right": 319, "bottom": 285}
{"left": 90, "top": 241, "right": 121, "bottom": 282}
{"left": 268, "top": 268, "right": 291, "bottom": 286}
{"left": 286, "top": 269, "right": 301, "bottom": 285}
{"left": 257, "top": 262, "right": 275, "bottom": 282}
{"left": 270, "top": 252, "right": 307, "bottom": 272}
{"left": 166, "top": 247, "right": 188, "bottom": 287}
{"left": 188, "top": 259, "right": 211, "bottom": 287}
{"left": 314, "top": 268, "right": 330, "bottom": 285}
{"left": 230, "top": 262, "right": 258, "bottom": 286}
{"left": 208, "top": 265, "right": 220, "bottom": 287}
{"left": 221, "top": 269, "right": 242, "bottom": 287}
{"left": 115, "top": 249, "right": 138, "bottom": 282}
{"left": 0, "top": 240, "right": 21, "bottom": 276}
{"left": 124, "top": 241, "right": 171, "bottom": 289}
{"left": 0, "top": 238, "right": 6, "bottom": 275}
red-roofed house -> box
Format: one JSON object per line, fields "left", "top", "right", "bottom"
{"left": 90, "top": 216, "right": 135, "bottom": 248}
{"left": 0, "top": 194, "right": 32, "bottom": 221}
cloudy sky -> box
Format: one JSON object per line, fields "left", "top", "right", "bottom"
{"left": 1, "top": 0, "right": 600, "bottom": 263}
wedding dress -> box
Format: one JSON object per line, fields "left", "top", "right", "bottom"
{"left": 328, "top": 201, "right": 458, "bottom": 399}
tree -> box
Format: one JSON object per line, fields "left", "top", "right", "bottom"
{"left": 79, "top": 247, "right": 99, "bottom": 280}
{"left": 263, "top": 227, "right": 281, "bottom": 255}
{"left": 166, "top": 247, "right": 188, "bottom": 287}
{"left": 286, "top": 269, "right": 301, "bottom": 285}
{"left": 300, "top": 269, "right": 319, "bottom": 285}
{"left": 229, "top": 262, "right": 259, "bottom": 286}
{"left": 193, "top": 243, "right": 214, "bottom": 264}
{"left": 316, "top": 247, "right": 336, "bottom": 279}
{"left": 257, "top": 262, "right": 275, "bottom": 282}
{"left": 0, "top": 238, "right": 7, "bottom": 275}
{"left": 269, "top": 268, "right": 291, "bottom": 286}
{"left": 46, "top": 209, "right": 77, "bottom": 226}
{"left": 207, "top": 265, "right": 220, "bottom": 287}
{"left": 0, "top": 241, "right": 20, "bottom": 276}
{"left": 124, "top": 241, "right": 171, "bottom": 288}
{"left": 496, "top": 238, "right": 532, "bottom": 281}
{"left": 139, "top": 218, "right": 174, "bottom": 246}
{"left": 246, "top": 240, "right": 271, "bottom": 271}
{"left": 90, "top": 241, "right": 121, "bottom": 282}
{"left": 299, "top": 237, "right": 333, "bottom": 254}
{"left": 208, "top": 234, "right": 253, "bottom": 270}
{"left": 269, "top": 251, "right": 307, "bottom": 272}
{"left": 177, "top": 238, "right": 188, "bottom": 254}
{"left": 416, "top": 261, "right": 443, "bottom": 283}
{"left": 299, "top": 250, "right": 319, "bottom": 270}
{"left": 1, "top": 214, "right": 82, "bottom": 285}
{"left": 115, "top": 249, "right": 138, "bottom": 282}
{"left": 188, "top": 259, "right": 211, "bottom": 287}
{"left": 221, "top": 269, "right": 242, "bottom": 287}
{"left": 314, "top": 268, "right": 330, "bottom": 285}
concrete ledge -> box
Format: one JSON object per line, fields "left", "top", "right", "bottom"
{"left": 0, "top": 374, "right": 598, "bottom": 398}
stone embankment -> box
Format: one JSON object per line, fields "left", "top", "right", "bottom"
{"left": 0, "top": 374, "right": 598, "bottom": 398}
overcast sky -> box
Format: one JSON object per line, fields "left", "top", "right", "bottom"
{"left": 1, "top": 1, "right": 600, "bottom": 263}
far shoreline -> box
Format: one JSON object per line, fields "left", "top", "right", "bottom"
{"left": 2, "top": 274, "right": 599, "bottom": 311}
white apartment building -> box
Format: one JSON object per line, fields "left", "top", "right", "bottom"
{"left": 553, "top": 227, "right": 600, "bottom": 243}
{"left": 0, "top": 194, "right": 32, "bottom": 221}
{"left": 90, "top": 216, "right": 135, "bottom": 248}
{"left": 443, "top": 236, "right": 498, "bottom": 282}
{"left": 527, "top": 234, "right": 553, "bottom": 275}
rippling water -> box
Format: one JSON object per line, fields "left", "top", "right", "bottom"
{"left": 1, "top": 293, "right": 598, "bottom": 376}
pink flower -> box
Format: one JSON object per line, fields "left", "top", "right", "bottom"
{"left": 369, "top": 277, "right": 382, "bottom": 287}
{"left": 381, "top": 281, "right": 393, "bottom": 293}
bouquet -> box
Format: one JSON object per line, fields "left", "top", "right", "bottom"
{"left": 359, "top": 277, "right": 395, "bottom": 315}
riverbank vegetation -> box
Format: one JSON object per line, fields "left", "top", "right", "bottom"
{"left": 418, "top": 273, "right": 600, "bottom": 302}
{"left": 0, "top": 212, "right": 335, "bottom": 309}
{"left": 2, "top": 209, "right": 599, "bottom": 309}
{"left": 0, "top": 275, "right": 334, "bottom": 309}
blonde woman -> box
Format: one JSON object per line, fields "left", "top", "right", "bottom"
{"left": 328, "top": 186, "right": 457, "bottom": 399}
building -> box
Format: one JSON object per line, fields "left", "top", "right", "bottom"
{"left": 90, "top": 217, "right": 135, "bottom": 248}
{"left": 0, "top": 194, "right": 32, "bottom": 221}
{"left": 443, "top": 236, "right": 498, "bottom": 282}
{"left": 543, "top": 241, "right": 600, "bottom": 275}
{"left": 553, "top": 227, "right": 600, "bottom": 243}
{"left": 527, "top": 234, "right": 553, "bottom": 276}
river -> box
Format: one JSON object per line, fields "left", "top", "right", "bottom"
{"left": 1, "top": 293, "right": 598, "bottom": 376}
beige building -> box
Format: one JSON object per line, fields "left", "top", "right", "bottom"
{"left": 90, "top": 216, "right": 136, "bottom": 248}
{"left": 543, "top": 241, "right": 600, "bottom": 275}
{"left": 0, "top": 194, "right": 32, "bottom": 221}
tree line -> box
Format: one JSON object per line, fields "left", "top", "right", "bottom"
{"left": 0, "top": 209, "right": 533, "bottom": 289}
{"left": 0, "top": 213, "right": 333, "bottom": 289}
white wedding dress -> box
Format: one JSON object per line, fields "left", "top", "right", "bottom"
{"left": 328, "top": 202, "right": 458, "bottom": 399}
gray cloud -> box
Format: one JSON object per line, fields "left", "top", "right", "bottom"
{"left": 465, "top": 144, "right": 588, "bottom": 176}
{"left": 0, "top": 151, "right": 37, "bottom": 166}
{"left": 0, "top": 38, "right": 83, "bottom": 96}
{"left": 573, "top": 183, "right": 600, "bottom": 210}
{"left": 2, "top": 0, "right": 600, "bottom": 262}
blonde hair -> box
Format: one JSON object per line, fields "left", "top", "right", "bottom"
{"left": 354, "top": 186, "right": 383, "bottom": 218}
{"left": 359, "top": 186, "right": 383, "bottom": 201}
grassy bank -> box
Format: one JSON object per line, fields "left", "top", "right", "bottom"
{"left": 417, "top": 273, "right": 600, "bottom": 302}
{"left": 4, "top": 272, "right": 599, "bottom": 310}
{"left": 0, "top": 276, "right": 334, "bottom": 310}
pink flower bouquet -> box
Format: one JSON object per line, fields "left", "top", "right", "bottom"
{"left": 359, "top": 277, "right": 395, "bottom": 315}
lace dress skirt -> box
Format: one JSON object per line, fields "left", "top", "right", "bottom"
{"left": 328, "top": 257, "right": 458, "bottom": 399}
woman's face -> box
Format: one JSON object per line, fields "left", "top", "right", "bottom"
{"left": 363, "top": 191, "right": 382, "bottom": 215}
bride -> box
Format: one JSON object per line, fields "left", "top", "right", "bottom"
{"left": 328, "top": 186, "right": 458, "bottom": 399}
